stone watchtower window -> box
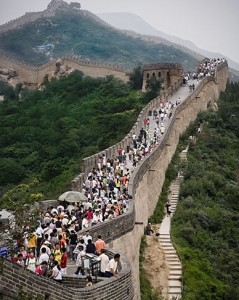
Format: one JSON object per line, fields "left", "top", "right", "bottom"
{"left": 152, "top": 72, "right": 156, "bottom": 77}
{"left": 147, "top": 73, "right": 150, "bottom": 79}
{"left": 158, "top": 72, "right": 161, "bottom": 78}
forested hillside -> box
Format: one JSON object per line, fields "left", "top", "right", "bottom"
{"left": 0, "top": 71, "right": 150, "bottom": 205}
{"left": 0, "top": 10, "right": 198, "bottom": 70}
{"left": 171, "top": 82, "right": 239, "bottom": 299}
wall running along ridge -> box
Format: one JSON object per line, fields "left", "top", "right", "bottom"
{"left": 0, "top": 53, "right": 129, "bottom": 85}
{"left": 0, "top": 62, "right": 228, "bottom": 300}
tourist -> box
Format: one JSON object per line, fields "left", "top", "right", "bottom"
{"left": 16, "top": 253, "right": 25, "bottom": 267}
{"left": 86, "top": 239, "right": 96, "bottom": 255}
{"left": 60, "top": 247, "right": 68, "bottom": 275}
{"left": 145, "top": 223, "right": 154, "bottom": 236}
{"left": 85, "top": 275, "right": 93, "bottom": 287}
{"left": 26, "top": 251, "right": 37, "bottom": 272}
{"left": 50, "top": 260, "right": 62, "bottom": 283}
{"left": 74, "top": 245, "right": 86, "bottom": 276}
{"left": 38, "top": 247, "right": 49, "bottom": 264}
{"left": 165, "top": 201, "right": 172, "bottom": 217}
{"left": 35, "top": 261, "right": 48, "bottom": 276}
{"left": 94, "top": 235, "right": 106, "bottom": 255}
{"left": 105, "top": 253, "right": 120, "bottom": 277}
{"left": 98, "top": 249, "right": 109, "bottom": 277}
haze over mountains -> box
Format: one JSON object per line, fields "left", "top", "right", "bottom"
{"left": 98, "top": 12, "right": 239, "bottom": 72}
{"left": 0, "top": 5, "right": 198, "bottom": 71}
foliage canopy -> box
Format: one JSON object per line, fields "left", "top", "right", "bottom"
{"left": 0, "top": 72, "right": 151, "bottom": 205}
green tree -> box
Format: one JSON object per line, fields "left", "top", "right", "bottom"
{"left": 128, "top": 65, "right": 144, "bottom": 90}
{"left": 145, "top": 76, "right": 162, "bottom": 100}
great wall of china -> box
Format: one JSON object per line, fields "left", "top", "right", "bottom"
{"left": 0, "top": 61, "right": 228, "bottom": 300}
{"left": 0, "top": 52, "right": 129, "bottom": 88}
{"left": 0, "top": 1, "right": 229, "bottom": 299}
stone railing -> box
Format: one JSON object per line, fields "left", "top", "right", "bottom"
{"left": 0, "top": 248, "right": 133, "bottom": 300}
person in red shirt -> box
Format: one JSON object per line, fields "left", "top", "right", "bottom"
{"left": 35, "top": 261, "right": 47, "bottom": 276}
{"left": 95, "top": 235, "right": 106, "bottom": 255}
{"left": 86, "top": 208, "right": 93, "bottom": 227}
{"left": 60, "top": 247, "right": 68, "bottom": 275}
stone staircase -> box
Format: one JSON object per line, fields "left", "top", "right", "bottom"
{"left": 159, "top": 178, "right": 182, "bottom": 300}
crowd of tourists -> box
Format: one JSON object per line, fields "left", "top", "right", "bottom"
{"left": 192, "top": 58, "right": 226, "bottom": 80}
{"left": 11, "top": 224, "right": 121, "bottom": 284}
{"left": 3, "top": 57, "right": 226, "bottom": 286}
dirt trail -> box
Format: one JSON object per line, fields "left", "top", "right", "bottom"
{"left": 143, "top": 225, "right": 169, "bottom": 299}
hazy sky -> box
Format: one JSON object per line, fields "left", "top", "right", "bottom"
{"left": 1, "top": 0, "right": 239, "bottom": 63}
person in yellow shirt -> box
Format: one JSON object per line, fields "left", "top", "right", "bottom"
{"left": 28, "top": 231, "right": 37, "bottom": 254}
{"left": 53, "top": 243, "right": 62, "bottom": 264}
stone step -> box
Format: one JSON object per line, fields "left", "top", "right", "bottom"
{"left": 159, "top": 237, "right": 172, "bottom": 245}
{"left": 169, "top": 295, "right": 181, "bottom": 300}
{"left": 161, "top": 246, "right": 175, "bottom": 251}
{"left": 160, "top": 240, "right": 174, "bottom": 250}
{"left": 168, "top": 275, "right": 182, "bottom": 280}
{"left": 160, "top": 235, "right": 171, "bottom": 239}
{"left": 161, "top": 241, "right": 171, "bottom": 244}
{"left": 169, "top": 265, "right": 182, "bottom": 270}
{"left": 166, "top": 257, "right": 180, "bottom": 262}
{"left": 160, "top": 239, "right": 171, "bottom": 243}
{"left": 164, "top": 249, "right": 177, "bottom": 254}
{"left": 168, "top": 287, "right": 182, "bottom": 294}
{"left": 169, "top": 280, "right": 181, "bottom": 288}
{"left": 168, "top": 261, "right": 182, "bottom": 267}
{"left": 165, "top": 253, "right": 178, "bottom": 258}
{"left": 169, "top": 270, "right": 182, "bottom": 276}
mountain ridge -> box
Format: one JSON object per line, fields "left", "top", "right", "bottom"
{"left": 98, "top": 12, "right": 239, "bottom": 72}
{"left": 0, "top": 7, "right": 198, "bottom": 70}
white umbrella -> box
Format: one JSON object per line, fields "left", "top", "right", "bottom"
{"left": 58, "top": 191, "right": 88, "bottom": 203}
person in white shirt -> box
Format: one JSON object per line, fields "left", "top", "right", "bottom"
{"left": 40, "top": 242, "right": 51, "bottom": 256}
{"left": 74, "top": 246, "right": 86, "bottom": 275}
{"left": 105, "top": 253, "right": 120, "bottom": 277}
{"left": 81, "top": 216, "right": 89, "bottom": 229}
{"left": 82, "top": 231, "right": 92, "bottom": 245}
{"left": 38, "top": 247, "right": 49, "bottom": 264}
{"left": 50, "top": 260, "right": 62, "bottom": 283}
{"left": 26, "top": 251, "right": 36, "bottom": 272}
{"left": 61, "top": 215, "right": 69, "bottom": 227}
{"left": 99, "top": 249, "right": 109, "bottom": 277}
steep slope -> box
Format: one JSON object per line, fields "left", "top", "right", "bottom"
{"left": 0, "top": 9, "right": 198, "bottom": 70}
{"left": 98, "top": 12, "right": 239, "bottom": 72}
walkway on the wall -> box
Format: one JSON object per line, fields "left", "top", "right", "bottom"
{"left": 159, "top": 149, "right": 188, "bottom": 300}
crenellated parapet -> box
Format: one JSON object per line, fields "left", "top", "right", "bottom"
{"left": 0, "top": 52, "right": 129, "bottom": 87}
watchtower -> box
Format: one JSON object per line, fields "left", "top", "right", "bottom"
{"left": 142, "top": 63, "right": 183, "bottom": 91}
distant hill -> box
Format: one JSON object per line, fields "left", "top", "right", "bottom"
{"left": 98, "top": 12, "right": 239, "bottom": 72}
{"left": 0, "top": 5, "right": 198, "bottom": 71}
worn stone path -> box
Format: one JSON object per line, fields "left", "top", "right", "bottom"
{"left": 159, "top": 149, "right": 188, "bottom": 300}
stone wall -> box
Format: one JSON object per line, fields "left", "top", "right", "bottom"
{"left": 0, "top": 53, "right": 129, "bottom": 86}
{"left": 71, "top": 61, "right": 228, "bottom": 299}
{"left": 0, "top": 62, "right": 228, "bottom": 300}
{"left": 0, "top": 249, "right": 133, "bottom": 300}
